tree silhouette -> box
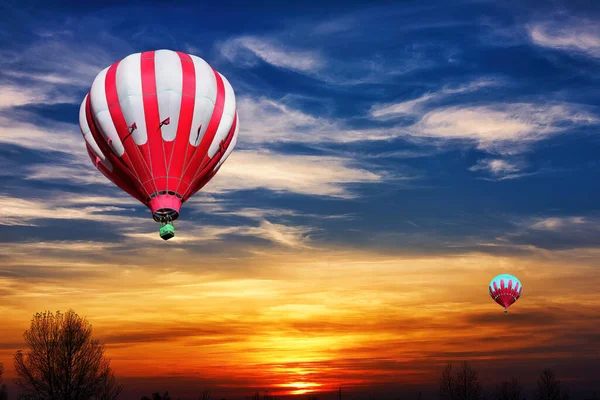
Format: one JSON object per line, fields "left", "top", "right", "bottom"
{"left": 141, "top": 392, "right": 171, "bottom": 400}
{"left": 493, "top": 378, "right": 526, "bottom": 400}
{"left": 200, "top": 388, "right": 210, "bottom": 400}
{"left": 440, "top": 364, "right": 455, "bottom": 400}
{"left": 0, "top": 362, "right": 7, "bottom": 400}
{"left": 536, "top": 369, "right": 562, "bottom": 400}
{"left": 456, "top": 361, "right": 483, "bottom": 400}
{"left": 440, "top": 362, "right": 483, "bottom": 400}
{"left": 13, "top": 309, "right": 123, "bottom": 400}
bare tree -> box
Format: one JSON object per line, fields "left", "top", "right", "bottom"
{"left": 455, "top": 361, "right": 483, "bottom": 400}
{"left": 493, "top": 379, "right": 526, "bottom": 400}
{"left": 200, "top": 388, "right": 211, "bottom": 400}
{"left": 536, "top": 369, "right": 561, "bottom": 400}
{"left": 141, "top": 393, "right": 171, "bottom": 400}
{"left": 0, "top": 362, "right": 7, "bottom": 400}
{"left": 440, "top": 364, "right": 455, "bottom": 400}
{"left": 13, "top": 309, "right": 123, "bottom": 400}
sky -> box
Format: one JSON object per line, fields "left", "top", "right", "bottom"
{"left": 1, "top": 0, "right": 600, "bottom": 399}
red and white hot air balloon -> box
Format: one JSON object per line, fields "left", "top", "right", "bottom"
{"left": 78, "top": 49, "right": 239, "bottom": 240}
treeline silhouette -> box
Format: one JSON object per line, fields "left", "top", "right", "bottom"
{"left": 0, "top": 310, "right": 597, "bottom": 400}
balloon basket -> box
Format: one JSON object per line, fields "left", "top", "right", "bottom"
{"left": 159, "top": 222, "right": 175, "bottom": 241}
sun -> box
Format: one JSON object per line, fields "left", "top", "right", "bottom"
{"left": 276, "top": 381, "right": 323, "bottom": 395}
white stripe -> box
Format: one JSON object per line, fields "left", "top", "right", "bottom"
{"left": 116, "top": 52, "right": 148, "bottom": 145}
{"left": 79, "top": 94, "right": 113, "bottom": 171}
{"left": 155, "top": 49, "right": 183, "bottom": 142}
{"left": 214, "top": 111, "right": 239, "bottom": 171}
{"left": 208, "top": 72, "right": 236, "bottom": 157}
{"left": 90, "top": 67, "right": 125, "bottom": 156}
{"left": 189, "top": 55, "right": 217, "bottom": 146}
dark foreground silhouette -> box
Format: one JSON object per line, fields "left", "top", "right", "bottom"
{"left": 0, "top": 310, "right": 597, "bottom": 400}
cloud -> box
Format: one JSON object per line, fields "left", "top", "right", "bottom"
{"left": 219, "top": 36, "right": 325, "bottom": 73}
{"left": 204, "top": 150, "right": 384, "bottom": 198}
{"left": 0, "top": 83, "right": 73, "bottom": 109}
{"left": 502, "top": 215, "right": 600, "bottom": 251}
{"left": 211, "top": 207, "right": 355, "bottom": 222}
{"left": 0, "top": 26, "right": 126, "bottom": 89}
{"left": 0, "top": 113, "right": 83, "bottom": 155}
{"left": 0, "top": 195, "right": 143, "bottom": 227}
{"left": 124, "top": 218, "right": 314, "bottom": 249}
{"left": 412, "top": 103, "right": 598, "bottom": 153}
{"left": 0, "top": 25, "right": 128, "bottom": 116}
{"left": 237, "top": 96, "right": 399, "bottom": 144}
{"left": 0, "top": 112, "right": 102, "bottom": 186}
{"left": 528, "top": 216, "right": 587, "bottom": 232}
{"left": 528, "top": 19, "right": 600, "bottom": 59}
{"left": 469, "top": 158, "right": 530, "bottom": 180}
{"left": 370, "top": 79, "right": 499, "bottom": 119}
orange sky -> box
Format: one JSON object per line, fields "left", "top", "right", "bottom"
{"left": 1, "top": 241, "right": 599, "bottom": 399}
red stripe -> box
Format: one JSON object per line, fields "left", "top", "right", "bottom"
{"left": 167, "top": 52, "right": 196, "bottom": 190}
{"left": 140, "top": 51, "right": 167, "bottom": 191}
{"left": 178, "top": 68, "right": 226, "bottom": 194}
{"left": 85, "top": 94, "right": 147, "bottom": 204}
{"left": 184, "top": 112, "right": 237, "bottom": 200}
{"left": 84, "top": 144, "right": 145, "bottom": 204}
{"left": 105, "top": 61, "right": 156, "bottom": 196}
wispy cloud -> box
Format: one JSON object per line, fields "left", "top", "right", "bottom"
{"left": 219, "top": 36, "right": 325, "bottom": 73}
{"left": 0, "top": 195, "right": 143, "bottom": 227}
{"left": 0, "top": 83, "right": 73, "bottom": 109}
{"left": 469, "top": 158, "right": 529, "bottom": 180}
{"left": 0, "top": 26, "right": 126, "bottom": 89}
{"left": 528, "top": 18, "right": 600, "bottom": 59}
{"left": 205, "top": 150, "right": 384, "bottom": 198}
{"left": 501, "top": 215, "right": 600, "bottom": 251}
{"left": 370, "top": 79, "right": 499, "bottom": 119}
{"left": 412, "top": 103, "right": 598, "bottom": 153}
{"left": 124, "top": 218, "right": 314, "bottom": 249}
{"left": 237, "top": 96, "right": 399, "bottom": 144}
{"left": 0, "top": 113, "right": 82, "bottom": 154}
{"left": 528, "top": 216, "right": 587, "bottom": 232}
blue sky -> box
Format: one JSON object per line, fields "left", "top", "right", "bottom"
{"left": 2, "top": 0, "right": 600, "bottom": 255}
{"left": 1, "top": 2, "right": 600, "bottom": 397}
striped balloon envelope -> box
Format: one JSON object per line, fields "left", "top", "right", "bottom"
{"left": 489, "top": 274, "right": 523, "bottom": 313}
{"left": 78, "top": 49, "right": 239, "bottom": 240}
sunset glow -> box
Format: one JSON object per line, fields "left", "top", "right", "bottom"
{"left": 1, "top": 1, "right": 600, "bottom": 399}
{"left": 276, "top": 382, "right": 323, "bottom": 395}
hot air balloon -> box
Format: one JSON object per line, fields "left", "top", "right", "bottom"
{"left": 489, "top": 274, "right": 522, "bottom": 313}
{"left": 78, "top": 49, "right": 239, "bottom": 240}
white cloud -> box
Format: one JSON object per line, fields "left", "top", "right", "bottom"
{"left": 528, "top": 19, "right": 600, "bottom": 59}
{"left": 0, "top": 83, "right": 72, "bottom": 109}
{"left": 469, "top": 159, "right": 528, "bottom": 180}
{"left": 0, "top": 114, "right": 84, "bottom": 155}
{"left": 529, "top": 217, "right": 587, "bottom": 232}
{"left": 370, "top": 79, "right": 498, "bottom": 119}
{"left": 238, "top": 96, "right": 397, "bottom": 144}
{"left": 204, "top": 150, "right": 384, "bottom": 198}
{"left": 25, "top": 163, "right": 110, "bottom": 186}
{"left": 412, "top": 103, "right": 598, "bottom": 153}
{"left": 211, "top": 206, "right": 355, "bottom": 222}
{"left": 66, "top": 195, "right": 140, "bottom": 206}
{"left": 219, "top": 36, "right": 325, "bottom": 73}
{"left": 0, "top": 34, "right": 123, "bottom": 88}
{"left": 0, "top": 195, "right": 144, "bottom": 227}
{"left": 243, "top": 219, "right": 314, "bottom": 248}
{"left": 124, "top": 218, "right": 314, "bottom": 249}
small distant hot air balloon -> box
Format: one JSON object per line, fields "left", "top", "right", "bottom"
{"left": 78, "top": 49, "right": 239, "bottom": 240}
{"left": 489, "top": 274, "right": 522, "bottom": 313}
